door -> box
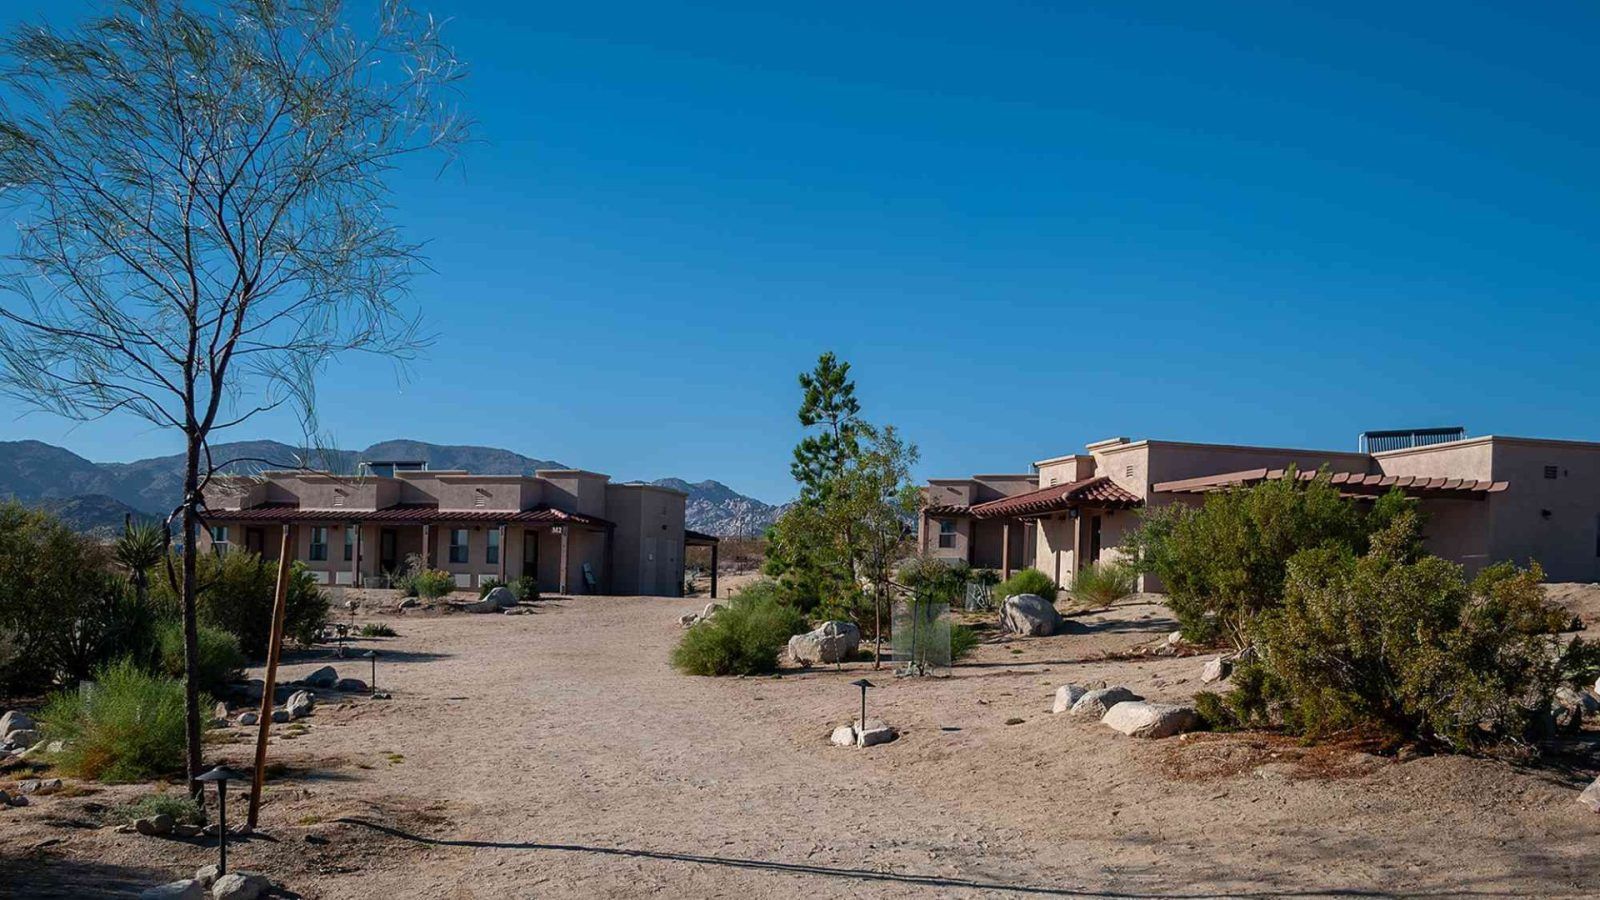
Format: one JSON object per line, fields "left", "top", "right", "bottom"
{"left": 642, "top": 536, "right": 658, "bottom": 596}
{"left": 522, "top": 529, "right": 539, "bottom": 586}
{"left": 244, "top": 527, "right": 265, "bottom": 556}
{"left": 1089, "top": 515, "right": 1103, "bottom": 563}
{"left": 379, "top": 529, "right": 398, "bottom": 574}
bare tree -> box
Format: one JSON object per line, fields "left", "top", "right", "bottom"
{"left": 0, "top": 0, "right": 467, "bottom": 796}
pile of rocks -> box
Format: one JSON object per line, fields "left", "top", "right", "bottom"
{"left": 829, "top": 718, "right": 898, "bottom": 748}
{"left": 140, "top": 865, "right": 273, "bottom": 900}
{"left": 788, "top": 621, "right": 861, "bottom": 666}
{"left": 678, "top": 602, "right": 723, "bottom": 628}
{"left": 1052, "top": 682, "right": 1201, "bottom": 740}
{"left": 1, "top": 709, "right": 40, "bottom": 760}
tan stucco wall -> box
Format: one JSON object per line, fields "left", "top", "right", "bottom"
{"left": 606, "top": 484, "right": 687, "bottom": 596}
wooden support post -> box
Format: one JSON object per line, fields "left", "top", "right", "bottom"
{"left": 421, "top": 523, "right": 431, "bottom": 568}
{"left": 350, "top": 522, "right": 361, "bottom": 587}
{"left": 557, "top": 527, "right": 570, "bottom": 595}
{"left": 248, "top": 524, "right": 295, "bottom": 828}
{"left": 710, "top": 542, "right": 719, "bottom": 599}
{"left": 1001, "top": 520, "right": 1013, "bottom": 581}
{"left": 497, "top": 523, "right": 507, "bottom": 583}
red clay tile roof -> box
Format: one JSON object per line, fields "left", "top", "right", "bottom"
{"left": 1152, "top": 468, "right": 1509, "bottom": 497}
{"left": 209, "top": 503, "right": 614, "bottom": 528}
{"left": 968, "top": 476, "right": 1142, "bottom": 519}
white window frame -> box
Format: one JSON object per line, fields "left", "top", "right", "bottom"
{"left": 448, "top": 528, "right": 470, "bottom": 564}
{"left": 210, "top": 525, "right": 230, "bottom": 556}
{"left": 937, "top": 519, "right": 957, "bottom": 550}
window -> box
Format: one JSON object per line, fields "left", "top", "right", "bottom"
{"left": 937, "top": 519, "right": 957, "bottom": 550}
{"left": 448, "top": 528, "right": 469, "bottom": 564}
{"left": 486, "top": 528, "right": 500, "bottom": 565}
{"left": 344, "top": 525, "right": 358, "bottom": 562}
{"left": 1545, "top": 465, "right": 1559, "bottom": 480}
{"left": 209, "top": 525, "right": 230, "bottom": 556}
{"left": 308, "top": 526, "right": 328, "bottom": 562}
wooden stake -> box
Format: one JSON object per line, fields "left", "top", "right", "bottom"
{"left": 248, "top": 524, "right": 295, "bottom": 828}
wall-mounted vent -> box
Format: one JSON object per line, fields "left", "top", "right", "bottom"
{"left": 1544, "top": 466, "right": 1559, "bottom": 480}
{"left": 1359, "top": 427, "right": 1466, "bottom": 454}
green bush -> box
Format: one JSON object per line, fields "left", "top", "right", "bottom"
{"left": 1213, "top": 511, "right": 1600, "bottom": 751}
{"left": 39, "top": 659, "right": 195, "bottom": 782}
{"left": 412, "top": 568, "right": 455, "bottom": 599}
{"left": 359, "top": 623, "right": 398, "bottom": 638}
{"left": 154, "top": 620, "right": 244, "bottom": 694}
{"left": 670, "top": 583, "right": 809, "bottom": 676}
{"left": 510, "top": 575, "right": 540, "bottom": 602}
{"left": 477, "top": 578, "right": 505, "bottom": 597}
{"left": 898, "top": 555, "right": 969, "bottom": 607}
{"left": 993, "top": 568, "right": 1057, "bottom": 603}
{"left": 1069, "top": 560, "right": 1137, "bottom": 608}
{"left": 950, "top": 623, "right": 980, "bottom": 661}
{"left": 109, "top": 791, "right": 204, "bottom": 826}
{"left": 149, "top": 551, "right": 329, "bottom": 658}
{"left": 1129, "top": 472, "right": 1396, "bottom": 647}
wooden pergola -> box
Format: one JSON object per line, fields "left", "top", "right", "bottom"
{"left": 685, "top": 529, "right": 721, "bottom": 598}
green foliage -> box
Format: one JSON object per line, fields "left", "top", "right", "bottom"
{"left": 113, "top": 520, "right": 165, "bottom": 605}
{"left": 670, "top": 582, "right": 810, "bottom": 676}
{"left": 763, "top": 502, "right": 851, "bottom": 613}
{"left": 359, "top": 623, "right": 398, "bottom": 638}
{"left": 39, "top": 659, "right": 195, "bottom": 782}
{"left": 993, "top": 568, "right": 1057, "bottom": 603}
{"left": 150, "top": 551, "right": 329, "bottom": 658}
{"left": 950, "top": 623, "right": 980, "bottom": 661}
{"left": 1130, "top": 471, "right": 1380, "bottom": 647}
{"left": 510, "top": 575, "right": 540, "bottom": 602}
{"left": 790, "top": 351, "right": 863, "bottom": 503}
{"left": 0, "top": 502, "right": 156, "bottom": 692}
{"left": 154, "top": 620, "right": 244, "bottom": 695}
{"left": 899, "top": 555, "right": 970, "bottom": 606}
{"left": 109, "top": 791, "right": 204, "bottom": 826}
{"left": 412, "top": 568, "right": 455, "bottom": 600}
{"left": 1069, "top": 560, "right": 1136, "bottom": 608}
{"left": 1218, "top": 511, "right": 1600, "bottom": 751}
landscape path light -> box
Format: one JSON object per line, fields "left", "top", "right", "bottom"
{"left": 196, "top": 765, "right": 247, "bottom": 876}
{"left": 850, "top": 678, "right": 875, "bottom": 730}
{"left": 364, "top": 649, "right": 379, "bottom": 695}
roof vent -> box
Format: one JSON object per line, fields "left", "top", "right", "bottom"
{"left": 1359, "top": 427, "right": 1465, "bottom": 454}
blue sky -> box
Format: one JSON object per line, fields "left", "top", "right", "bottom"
{"left": 2, "top": 2, "right": 1598, "bottom": 502}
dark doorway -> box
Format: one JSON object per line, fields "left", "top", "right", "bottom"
{"left": 1089, "top": 515, "right": 1102, "bottom": 563}
{"left": 523, "top": 529, "right": 539, "bottom": 583}
{"left": 245, "top": 527, "right": 265, "bottom": 556}
{"left": 379, "top": 528, "right": 398, "bottom": 574}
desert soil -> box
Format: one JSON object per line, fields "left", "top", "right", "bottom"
{"left": 5, "top": 585, "right": 1600, "bottom": 898}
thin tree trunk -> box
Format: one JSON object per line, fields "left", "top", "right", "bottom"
{"left": 181, "top": 435, "right": 204, "bottom": 800}
{"left": 872, "top": 586, "right": 882, "bottom": 669}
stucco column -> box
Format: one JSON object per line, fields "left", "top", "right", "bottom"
{"left": 1072, "top": 512, "right": 1083, "bottom": 586}
{"left": 351, "top": 522, "right": 362, "bottom": 586}
{"left": 497, "top": 523, "right": 507, "bottom": 583}
{"left": 421, "top": 523, "right": 431, "bottom": 569}
{"left": 1001, "top": 520, "right": 1012, "bottom": 581}
{"left": 557, "top": 526, "right": 570, "bottom": 595}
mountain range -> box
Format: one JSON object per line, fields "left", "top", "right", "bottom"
{"left": 0, "top": 439, "right": 783, "bottom": 538}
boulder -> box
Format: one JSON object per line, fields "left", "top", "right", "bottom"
{"left": 1201, "top": 656, "right": 1229, "bottom": 684}
{"left": 195, "top": 865, "right": 219, "bottom": 888}
{"left": 1101, "top": 701, "right": 1201, "bottom": 739}
{"left": 135, "top": 813, "right": 174, "bottom": 836}
{"left": 304, "top": 666, "right": 338, "bottom": 689}
{"left": 398, "top": 597, "right": 419, "bottom": 609}
{"left": 788, "top": 621, "right": 862, "bottom": 665}
{"left": 285, "top": 690, "right": 315, "bottom": 719}
{"left": 678, "top": 612, "right": 699, "bottom": 628}
{"left": 1069, "top": 686, "right": 1141, "bottom": 719}
{"left": 7, "top": 728, "right": 40, "bottom": 748}
{"left": 270, "top": 709, "right": 291, "bottom": 724}
{"left": 483, "top": 586, "right": 517, "bottom": 610}
{"left": 20, "top": 778, "right": 61, "bottom": 795}
{"left": 1579, "top": 776, "right": 1600, "bottom": 814}
{"left": 701, "top": 602, "right": 722, "bottom": 619}
{"left": 213, "top": 701, "right": 230, "bottom": 721}
{"left": 140, "top": 880, "right": 206, "bottom": 900}
{"left": 1051, "top": 684, "right": 1088, "bottom": 714}
{"left": 1, "top": 709, "right": 35, "bottom": 737}
{"left": 0, "top": 789, "right": 10, "bottom": 807}
{"left": 236, "top": 711, "right": 259, "bottom": 727}
{"left": 211, "top": 872, "right": 271, "bottom": 900}
{"left": 334, "top": 678, "right": 368, "bottom": 692}
{"left": 999, "top": 594, "right": 1062, "bottom": 636}
{"left": 172, "top": 823, "right": 203, "bottom": 838}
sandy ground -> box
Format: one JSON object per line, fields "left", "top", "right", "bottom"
{"left": 5, "top": 586, "right": 1600, "bottom": 899}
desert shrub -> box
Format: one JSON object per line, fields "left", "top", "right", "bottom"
{"left": 510, "top": 575, "right": 540, "bottom": 602}
{"left": 993, "top": 568, "right": 1057, "bottom": 603}
{"left": 154, "top": 620, "right": 244, "bottom": 694}
{"left": 359, "top": 623, "right": 398, "bottom": 638}
{"left": 671, "top": 584, "right": 809, "bottom": 676}
{"left": 108, "top": 791, "right": 204, "bottom": 826}
{"left": 39, "top": 659, "right": 195, "bottom": 782}
{"left": 477, "top": 578, "right": 505, "bottom": 597}
{"left": 149, "top": 551, "right": 328, "bottom": 658}
{"left": 1069, "top": 560, "right": 1136, "bottom": 608}
{"left": 950, "top": 623, "right": 980, "bottom": 661}
{"left": 898, "top": 555, "right": 969, "bottom": 606}
{"left": 412, "top": 568, "right": 455, "bottom": 599}
{"left": 1130, "top": 473, "right": 1396, "bottom": 647}
{"left": 1216, "top": 512, "right": 1600, "bottom": 751}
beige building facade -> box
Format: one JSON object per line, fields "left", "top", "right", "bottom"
{"left": 201, "top": 466, "right": 706, "bottom": 597}
{"left": 920, "top": 433, "right": 1600, "bottom": 589}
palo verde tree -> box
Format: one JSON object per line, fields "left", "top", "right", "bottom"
{"left": 0, "top": 0, "right": 467, "bottom": 795}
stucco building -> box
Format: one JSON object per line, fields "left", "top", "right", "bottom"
{"left": 920, "top": 431, "right": 1600, "bottom": 589}
{"left": 201, "top": 464, "right": 715, "bottom": 596}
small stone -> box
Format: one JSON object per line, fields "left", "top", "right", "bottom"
{"left": 830, "top": 724, "right": 857, "bottom": 747}
{"left": 213, "top": 701, "right": 230, "bottom": 721}
{"left": 7, "top": 794, "right": 28, "bottom": 807}
{"left": 1579, "top": 776, "right": 1600, "bottom": 813}
{"left": 270, "top": 709, "right": 290, "bottom": 724}
{"left": 140, "top": 879, "right": 206, "bottom": 900}
{"left": 195, "top": 864, "right": 219, "bottom": 887}
{"left": 1051, "top": 684, "right": 1087, "bottom": 714}
{"left": 1166, "top": 630, "right": 1183, "bottom": 646}
{"left": 399, "top": 597, "right": 419, "bottom": 609}
{"left": 172, "top": 823, "right": 203, "bottom": 838}
{"left": 135, "top": 813, "right": 174, "bottom": 836}
{"left": 6, "top": 728, "right": 40, "bottom": 747}
{"left": 210, "top": 871, "right": 270, "bottom": 900}
{"left": 285, "top": 690, "right": 315, "bottom": 718}
{"left": 334, "top": 678, "right": 368, "bottom": 692}
{"left": 677, "top": 612, "right": 699, "bottom": 628}
{"left": 1201, "top": 656, "right": 1229, "bottom": 684}
{"left": 236, "top": 711, "right": 259, "bottom": 726}
{"left": 856, "top": 718, "right": 898, "bottom": 747}
{"left": 1101, "top": 701, "right": 1201, "bottom": 739}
